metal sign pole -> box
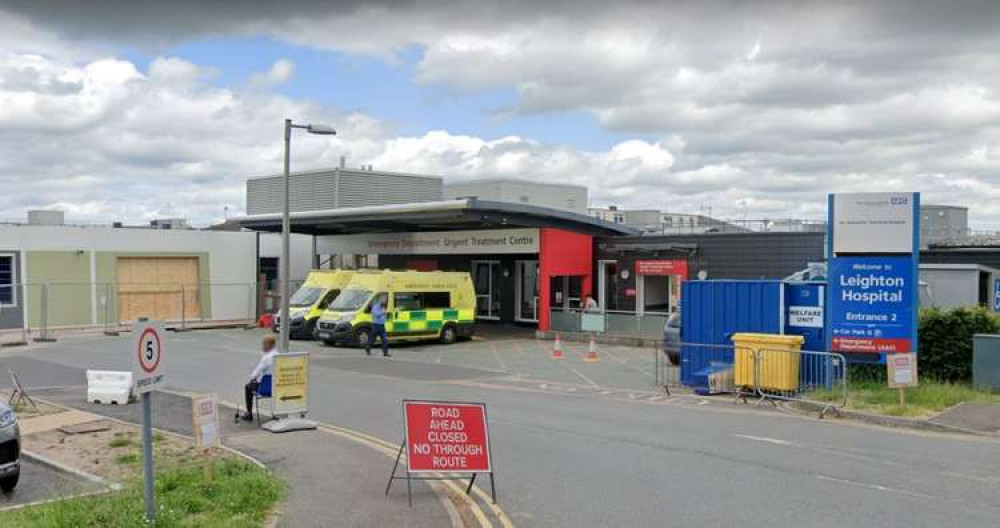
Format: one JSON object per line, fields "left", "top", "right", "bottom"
{"left": 141, "top": 391, "right": 155, "bottom": 522}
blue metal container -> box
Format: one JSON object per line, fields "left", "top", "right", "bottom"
{"left": 680, "top": 280, "right": 783, "bottom": 385}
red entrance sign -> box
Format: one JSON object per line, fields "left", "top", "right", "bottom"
{"left": 404, "top": 401, "right": 491, "bottom": 473}
{"left": 636, "top": 259, "right": 689, "bottom": 278}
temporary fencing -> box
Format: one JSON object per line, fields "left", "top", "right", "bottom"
{"left": 655, "top": 340, "right": 848, "bottom": 416}
{"left": 749, "top": 347, "right": 847, "bottom": 417}
{"left": 4, "top": 281, "right": 262, "bottom": 340}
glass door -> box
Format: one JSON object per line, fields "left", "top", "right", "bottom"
{"left": 515, "top": 260, "right": 539, "bottom": 322}
{"left": 471, "top": 260, "right": 501, "bottom": 320}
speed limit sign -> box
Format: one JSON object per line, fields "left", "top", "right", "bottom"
{"left": 132, "top": 321, "right": 166, "bottom": 394}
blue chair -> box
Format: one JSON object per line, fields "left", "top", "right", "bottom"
{"left": 253, "top": 374, "right": 273, "bottom": 425}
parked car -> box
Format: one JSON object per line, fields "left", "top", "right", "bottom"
{"left": 662, "top": 312, "right": 681, "bottom": 365}
{"left": 0, "top": 401, "right": 20, "bottom": 493}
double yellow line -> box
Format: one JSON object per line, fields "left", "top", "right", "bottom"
{"left": 317, "top": 423, "right": 514, "bottom": 528}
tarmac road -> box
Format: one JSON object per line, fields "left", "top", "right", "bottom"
{"left": 0, "top": 458, "right": 98, "bottom": 510}
{"left": 3, "top": 329, "right": 1000, "bottom": 527}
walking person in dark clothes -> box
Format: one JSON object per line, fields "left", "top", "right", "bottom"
{"left": 367, "top": 295, "right": 391, "bottom": 357}
{"left": 241, "top": 334, "right": 277, "bottom": 421}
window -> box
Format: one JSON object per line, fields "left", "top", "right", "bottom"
{"left": 318, "top": 289, "right": 340, "bottom": 310}
{"left": 519, "top": 195, "right": 530, "bottom": 203}
{"left": 394, "top": 292, "right": 423, "bottom": 311}
{"left": 0, "top": 254, "right": 15, "bottom": 306}
{"left": 393, "top": 292, "right": 451, "bottom": 311}
{"left": 423, "top": 292, "right": 451, "bottom": 308}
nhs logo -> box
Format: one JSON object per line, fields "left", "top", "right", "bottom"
{"left": 890, "top": 196, "right": 908, "bottom": 205}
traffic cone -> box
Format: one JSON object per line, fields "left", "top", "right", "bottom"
{"left": 552, "top": 333, "right": 565, "bottom": 359}
{"left": 584, "top": 335, "right": 599, "bottom": 362}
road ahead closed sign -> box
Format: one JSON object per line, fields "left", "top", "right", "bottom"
{"left": 404, "top": 401, "right": 491, "bottom": 473}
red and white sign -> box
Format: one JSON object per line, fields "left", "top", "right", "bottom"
{"left": 131, "top": 321, "right": 166, "bottom": 394}
{"left": 636, "top": 259, "right": 689, "bottom": 278}
{"left": 404, "top": 401, "right": 491, "bottom": 473}
{"left": 887, "top": 353, "right": 918, "bottom": 388}
{"left": 832, "top": 337, "right": 911, "bottom": 354}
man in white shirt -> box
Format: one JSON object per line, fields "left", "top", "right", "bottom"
{"left": 242, "top": 335, "right": 278, "bottom": 422}
{"left": 583, "top": 293, "right": 600, "bottom": 312}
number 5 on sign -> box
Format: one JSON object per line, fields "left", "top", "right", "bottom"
{"left": 132, "top": 321, "right": 166, "bottom": 394}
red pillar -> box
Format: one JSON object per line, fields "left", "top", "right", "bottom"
{"left": 538, "top": 270, "right": 551, "bottom": 332}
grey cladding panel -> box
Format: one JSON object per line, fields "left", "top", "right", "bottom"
{"left": 246, "top": 170, "right": 443, "bottom": 213}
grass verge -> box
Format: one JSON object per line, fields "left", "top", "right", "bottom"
{"left": 813, "top": 380, "right": 1000, "bottom": 417}
{"left": 0, "top": 458, "right": 284, "bottom": 527}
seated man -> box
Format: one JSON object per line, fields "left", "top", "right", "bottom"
{"left": 242, "top": 335, "right": 278, "bottom": 421}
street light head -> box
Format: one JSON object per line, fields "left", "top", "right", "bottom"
{"left": 306, "top": 124, "right": 337, "bottom": 135}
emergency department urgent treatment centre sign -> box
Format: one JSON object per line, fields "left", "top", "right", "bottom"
{"left": 317, "top": 228, "right": 539, "bottom": 255}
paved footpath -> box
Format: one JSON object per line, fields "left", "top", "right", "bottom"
{"left": 32, "top": 387, "right": 466, "bottom": 528}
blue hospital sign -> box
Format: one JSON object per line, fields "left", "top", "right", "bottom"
{"left": 994, "top": 278, "right": 1000, "bottom": 312}
{"left": 829, "top": 256, "right": 914, "bottom": 354}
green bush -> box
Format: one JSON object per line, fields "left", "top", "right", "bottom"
{"left": 917, "top": 307, "right": 1000, "bottom": 382}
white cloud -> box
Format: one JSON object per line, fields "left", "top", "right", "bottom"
{"left": 3, "top": 2, "right": 1000, "bottom": 226}
{"left": 249, "top": 59, "right": 295, "bottom": 87}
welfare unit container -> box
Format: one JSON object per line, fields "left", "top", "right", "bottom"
{"left": 680, "top": 280, "right": 828, "bottom": 387}
{"left": 680, "top": 280, "right": 782, "bottom": 385}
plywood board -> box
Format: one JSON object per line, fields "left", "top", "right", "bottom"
{"left": 117, "top": 257, "right": 200, "bottom": 322}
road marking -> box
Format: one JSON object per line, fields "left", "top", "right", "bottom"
{"left": 206, "top": 391, "right": 508, "bottom": 528}
{"left": 942, "top": 471, "right": 1000, "bottom": 483}
{"left": 602, "top": 349, "right": 656, "bottom": 380}
{"left": 560, "top": 361, "right": 600, "bottom": 388}
{"left": 732, "top": 434, "right": 794, "bottom": 446}
{"left": 319, "top": 423, "right": 515, "bottom": 528}
{"left": 813, "top": 474, "right": 941, "bottom": 501}
{"left": 490, "top": 342, "right": 509, "bottom": 372}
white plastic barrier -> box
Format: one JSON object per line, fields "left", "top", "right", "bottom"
{"left": 86, "top": 370, "right": 134, "bottom": 405}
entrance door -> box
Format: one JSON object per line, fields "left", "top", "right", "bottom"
{"left": 637, "top": 274, "right": 672, "bottom": 315}
{"left": 471, "top": 260, "right": 501, "bottom": 320}
{"left": 515, "top": 260, "right": 539, "bottom": 323}
{"left": 598, "top": 260, "right": 617, "bottom": 311}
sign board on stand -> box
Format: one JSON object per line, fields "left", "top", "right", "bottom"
{"left": 826, "top": 192, "right": 919, "bottom": 363}
{"left": 273, "top": 352, "right": 309, "bottom": 416}
{"left": 829, "top": 256, "right": 915, "bottom": 354}
{"left": 994, "top": 278, "right": 1000, "bottom": 312}
{"left": 132, "top": 321, "right": 165, "bottom": 394}
{"left": 385, "top": 400, "right": 496, "bottom": 507}
{"left": 261, "top": 352, "right": 316, "bottom": 433}
{"left": 887, "top": 353, "right": 918, "bottom": 389}
{"left": 129, "top": 319, "right": 166, "bottom": 523}
{"left": 192, "top": 394, "right": 220, "bottom": 449}
{"left": 192, "top": 393, "right": 220, "bottom": 482}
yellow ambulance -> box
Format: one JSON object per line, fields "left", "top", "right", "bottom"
{"left": 315, "top": 270, "right": 476, "bottom": 347}
{"left": 274, "top": 269, "right": 356, "bottom": 339}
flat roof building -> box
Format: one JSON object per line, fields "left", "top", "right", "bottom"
{"left": 445, "top": 179, "right": 588, "bottom": 215}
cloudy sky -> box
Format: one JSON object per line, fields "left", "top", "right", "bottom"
{"left": 2, "top": 1, "right": 1000, "bottom": 227}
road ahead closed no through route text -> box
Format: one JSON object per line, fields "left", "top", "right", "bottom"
{"left": 404, "top": 401, "right": 492, "bottom": 473}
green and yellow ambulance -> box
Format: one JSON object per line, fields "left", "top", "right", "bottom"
{"left": 273, "top": 269, "right": 355, "bottom": 340}
{"left": 315, "top": 270, "right": 476, "bottom": 347}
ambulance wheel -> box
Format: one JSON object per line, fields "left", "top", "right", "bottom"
{"left": 440, "top": 324, "right": 457, "bottom": 345}
{"left": 353, "top": 326, "right": 372, "bottom": 348}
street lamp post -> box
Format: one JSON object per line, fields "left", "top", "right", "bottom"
{"left": 281, "top": 119, "right": 336, "bottom": 354}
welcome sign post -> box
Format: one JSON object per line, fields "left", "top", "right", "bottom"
{"left": 826, "top": 192, "right": 920, "bottom": 366}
